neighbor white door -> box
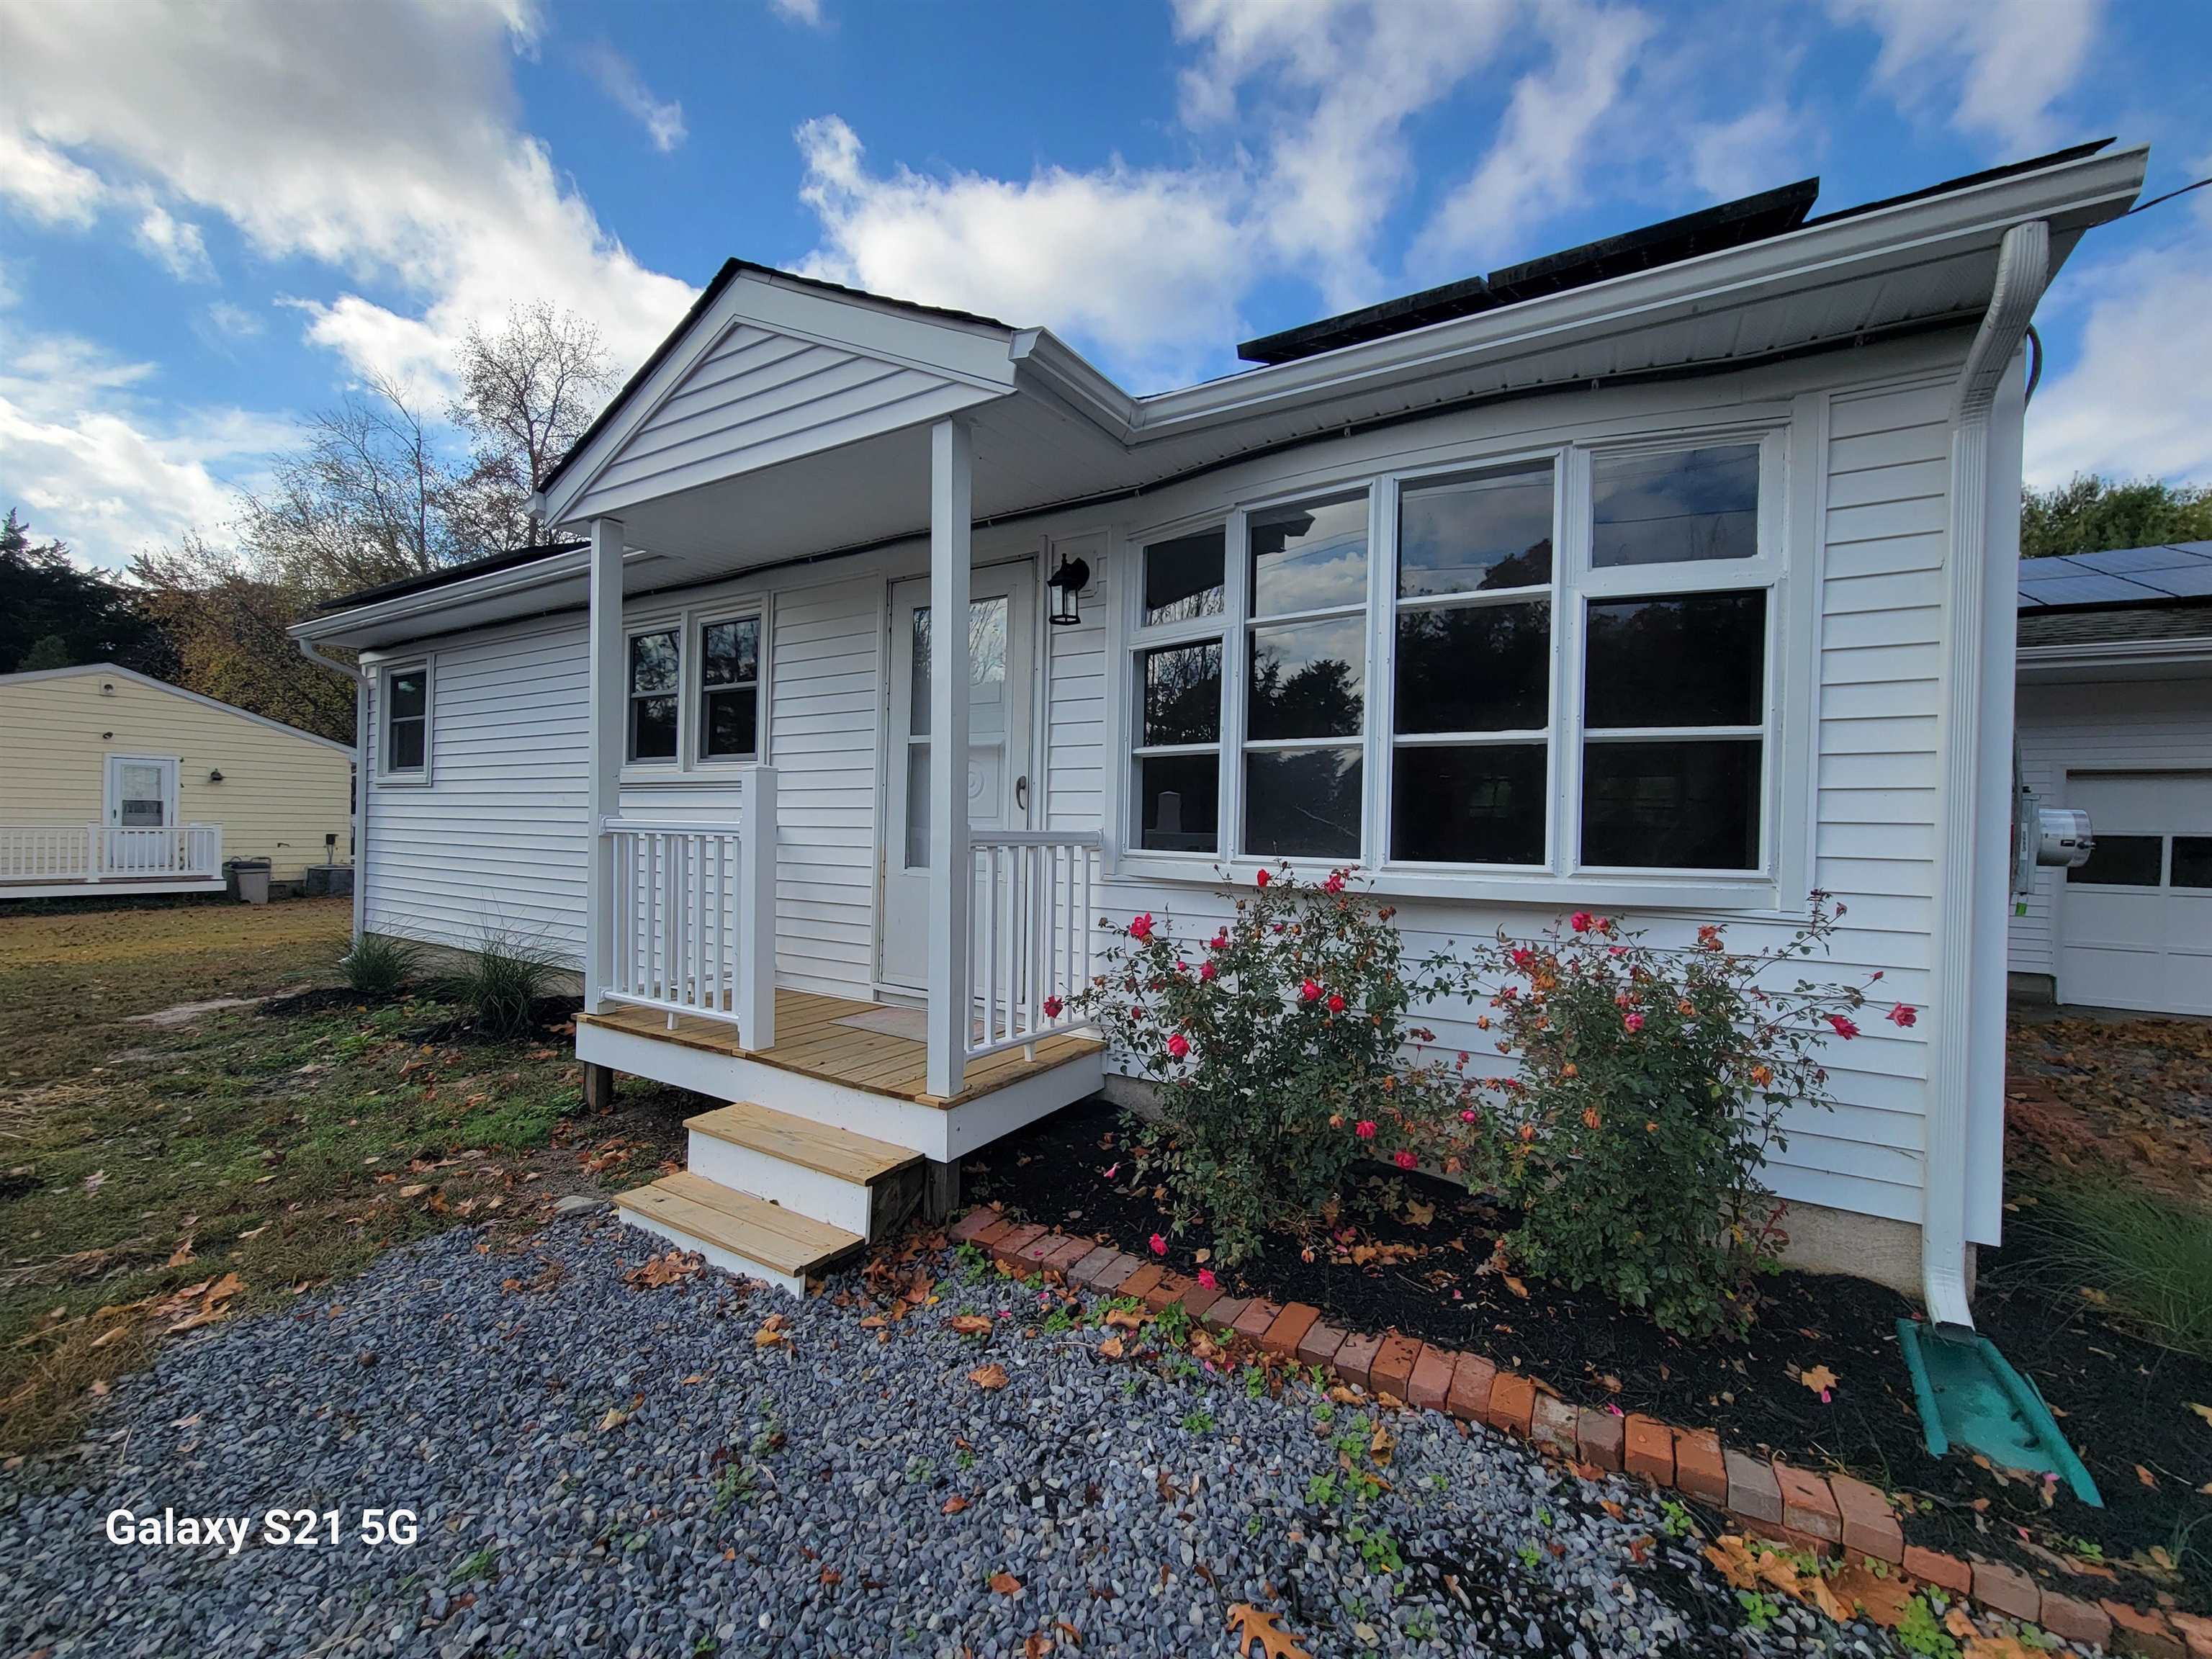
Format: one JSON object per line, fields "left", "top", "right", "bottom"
{"left": 103, "top": 755, "right": 180, "bottom": 873}
{"left": 2059, "top": 770, "right": 2212, "bottom": 1015}
{"left": 880, "top": 565, "right": 1035, "bottom": 990}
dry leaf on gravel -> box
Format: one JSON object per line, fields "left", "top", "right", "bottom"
{"left": 1104, "top": 1308, "right": 1146, "bottom": 1331}
{"left": 948, "top": 1313, "right": 993, "bottom": 1337}
{"left": 942, "top": 1495, "right": 969, "bottom": 1515}
{"left": 969, "top": 1363, "right": 1010, "bottom": 1390}
{"left": 1226, "top": 1602, "right": 1313, "bottom": 1659}
{"left": 1097, "top": 1336, "right": 1125, "bottom": 1359}
{"left": 754, "top": 1314, "right": 792, "bottom": 1349}
{"left": 989, "top": 1570, "right": 1022, "bottom": 1595}
{"left": 623, "top": 1251, "right": 701, "bottom": 1290}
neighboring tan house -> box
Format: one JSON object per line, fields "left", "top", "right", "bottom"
{"left": 2009, "top": 543, "right": 2212, "bottom": 1016}
{"left": 0, "top": 663, "right": 355, "bottom": 898}
{"left": 294, "top": 140, "right": 2147, "bottom": 1313}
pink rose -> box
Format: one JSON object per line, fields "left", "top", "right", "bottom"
{"left": 1255, "top": 868, "right": 1271, "bottom": 888}
{"left": 1148, "top": 1233, "right": 1166, "bottom": 1256}
{"left": 1460, "top": 1108, "right": 1478, "bottom": 1123}
{"left": 1623, "top": 1011, "right": 1645, "bottom": 1033}
{"left": 1210, "top": 932, "right": 1228, "bottom": 950}
{"left": 1326, "top": 993, "right": 1346, "bottom": 1013}
{"left": 1323, "top": 870, "right": 1346, "bottom": 894}
{"left": 1199, "top": 961, "right": 1217, "bottom": 981}
{"left": 1354, "top": 1120, "right": 1377, "bottom": 1140}
{"left": 1299, "top": 978, "right": 1322, "bottom": 1002}
{"left": 1197, "top": 1267, "right": 1217, "bottom": 1290}
{"left": 1166, "top": 1033, "right": 1190, "bottom": 1060}
{"left": 1827, "top": 1014, "right": 1860, "bottom": 1039}
{"left": 1570, "top": 911, "right": 1593, "bottom": 932}
{"left": 1887, "top": 1003, "right": 1917, "bottom": 1028}
{"left": 1128, "top": 913, "right": 1154, "bottom": 941}
{"left": 1393, "top": 1150, "right": 1416, "bottom": 1170}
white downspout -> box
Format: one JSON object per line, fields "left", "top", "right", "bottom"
{"left": 1925, "top": 220, "right": 2049, "bottom": 1331}
{"left": 297, "top": 637, "right": 368, "bottom": 944}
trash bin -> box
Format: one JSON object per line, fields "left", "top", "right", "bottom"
{"left": 225, "top": 858, "right": 273, "bottom": 906}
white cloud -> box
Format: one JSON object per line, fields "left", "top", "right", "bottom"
{"left": 1680, "top": 103, "right": 1807, "bottom": 203}
{"left": 132, "top": 202, "right": 213, "bottom": 281}
{"left": 0, "top": 128, "right": 106, "bottom": 227}
{"left": 0, "top": 323, "right": 292, "bottom": 568}
{"left": 580, "top": 41, "right": 686, "bottom": 153}
{"left": 0, "top": 0, "right": 694, "bottom": 392}
{"left": 1827, "top": 0, "right": 2101, "bottom": 153}
{"left": 769, "top": 0, "right": 824, "bottom": 26}
{"left": 1411, "top": 4, "right": 1655, "bottom": 278}
{"left": 2024, "top": 186, "right": 2212, "bottom": 487}
{"left": 202, "top": 301, "right": 265, "bottom": 341}
{"left": 793, "top": 115, "right": 1251, "bottom": 390}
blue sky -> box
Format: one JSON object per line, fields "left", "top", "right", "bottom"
{"left": 2, "top": 0, "right": 2208, "bottom": 570}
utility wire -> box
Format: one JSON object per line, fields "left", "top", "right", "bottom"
{"left": 2123, "top": 176, "right": 2211, "bottom": 217}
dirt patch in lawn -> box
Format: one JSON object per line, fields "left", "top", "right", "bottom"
{"left": 0, "top": 899, "right": 693, "bottom": 1459}
{"left": 968, "top": 1097, "right": 2212, "bottom": 1613}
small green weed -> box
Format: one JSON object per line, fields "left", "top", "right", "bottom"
{"left": 1897, "top": 1594, "right": 1961, "bottom": 1659}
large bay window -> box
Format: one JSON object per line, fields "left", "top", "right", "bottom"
{"left": 1124, "top": 431, "right": 1784, "bottom": 886}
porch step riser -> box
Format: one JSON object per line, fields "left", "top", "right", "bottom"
{"left": 685, "top": 1130, "right": 873, "bottom": 1238}
{"left": 615, "top": 1208, "right": 807, "bottom": 1298}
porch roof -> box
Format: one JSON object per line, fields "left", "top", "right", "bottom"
{"left": 297, "top": 140, "right": 2146, "bottom": 653}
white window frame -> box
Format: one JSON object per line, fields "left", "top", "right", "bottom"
{"left": 690, "top": 605, "right": 767, "bottom": 768}
{"left": 624, "top": 622, "right": 683, "bottom": 768}
{"left": 1112, "top": 417, "right": 1807, "bottom": 909}
{"left": 375, "top": 657, "right": 433, "bottom": 788}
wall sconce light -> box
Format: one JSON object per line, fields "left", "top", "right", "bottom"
{"left": 208, "top": 769, "right": 225, "bottom": 783}
{"left": 1047, "top": 552, "right": 1091, "bottom": 627}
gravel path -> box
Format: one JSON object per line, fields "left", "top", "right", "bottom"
{"left": 3, "top": 1216, "right": 1941, "bottom": 1658}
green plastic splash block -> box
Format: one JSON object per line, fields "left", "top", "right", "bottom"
{"left": 1896, "top": 1318, "right": 2102, "bottom": 1507}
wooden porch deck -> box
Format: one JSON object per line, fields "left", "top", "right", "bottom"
{"left": 577, "top": 988, "right": 1103, "bottom": 1108}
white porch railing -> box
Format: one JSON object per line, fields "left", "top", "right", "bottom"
{"left": 0, "top": 824, "right": 222, "bottom": 884}
{"left": 597, "top": 770, "right": 775, "bottom": 1047}
{"left": 967, "top": 830, "right": 1100, "bottom": 1062}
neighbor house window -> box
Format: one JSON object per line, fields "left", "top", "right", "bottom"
{"left": 696, "top": 614, "right": 761, "bottom": 761}
{"left": 627, "top": 629, "right": 679, "bottom": 762}
{"left": 381, "top": 662, "right": 430, "bottom": 783}
{"left": 1125, "top": 433, "right": 1779, "bottom": 879}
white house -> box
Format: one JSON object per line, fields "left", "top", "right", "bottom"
{"left": 2009, "top": 544, "right": 2212, "bottom": 1016}
{"left": 294, "top": 140, "right": 2149, "bottom": 1313}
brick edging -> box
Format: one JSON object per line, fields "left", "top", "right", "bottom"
{"left": 948, "top": 1207, "right": 2204, "bottom": 1659}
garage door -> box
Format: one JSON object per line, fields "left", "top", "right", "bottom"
{"left": 2061, "top": 771, "right": 2212, "bottom": 1015}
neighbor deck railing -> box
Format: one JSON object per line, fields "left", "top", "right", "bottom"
{"left": 0, "top": 823, "right": 222, "bottom": 884}
{"left": 596, "top": 768, "right": 775, "bottom": 1048}
{"left": 966, "top": 830, "right": 1100, "bottom": 1062}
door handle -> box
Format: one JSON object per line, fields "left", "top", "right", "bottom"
{"left": 1015, "top": 774, "right": 1030, "bottom": 810}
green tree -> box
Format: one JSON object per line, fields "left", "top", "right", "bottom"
{"left": 0, "top": 510, "right": 171, "bottom": 675}
{"left": 2021, "top": 475, "right": 2212, "bottom": 559}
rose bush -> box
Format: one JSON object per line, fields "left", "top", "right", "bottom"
{"left": 1444, "top": 897, "right": 1895, "bottom": 1337}
{"left": 1074, "top": 865, "right": 1470, "bottom": 1263}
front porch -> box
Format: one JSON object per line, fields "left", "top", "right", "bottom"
{"left": 0, "top": 824, "right": 225, "bottom": 899}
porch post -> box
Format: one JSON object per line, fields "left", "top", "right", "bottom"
{"left": 925, "top": 417, "right": 972, "bottom": 1099}
{"left": 583, "top": 517, "right": 625, "bottom": 1017}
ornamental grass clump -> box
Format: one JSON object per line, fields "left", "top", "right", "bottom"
{"left": 1074, "top": 865, "right": 1470, "bottom": 1264}
{"left": 1448, "top": 897, "right": 1902, "bottom": 1338}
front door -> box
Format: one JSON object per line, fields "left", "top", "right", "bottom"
{"left": 880, "top": 564, "right": 1035, "bottom": 990}
{"left": 104, "top": 755, "right": 179, "bottom": 872}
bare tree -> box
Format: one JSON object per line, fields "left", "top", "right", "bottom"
{"left": 450, "top": 301, "right": 616, "bottom": 542}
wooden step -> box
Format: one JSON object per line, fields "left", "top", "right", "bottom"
{"left": 686, "top": 1101, "right": 922, "bottom": 1185}
{"left": 615, "top": 1172, "right": 863, "bottom": 1280}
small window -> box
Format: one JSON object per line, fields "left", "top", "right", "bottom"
{"left": 1143, "top": 528, "right": 1226, "bottom": 627}
{"left": 1136, "top": 753, "right": 1220, "bottom": 853}
{"left": 385, "top": 665, "right": 428, "bottom": 777}
{"left": 1591, "top": 444, "right": 1761, "bottom": 567}
{"left": 1251, "top": 495, "right": 1367, "bottom": 616}
{"left": 628, "top": 630, "right": 678, "bottom": 762}
{"left": 2070, "top": 834, "right": 2164, "bottom": 886}
{"left": 1141, "top": 641, "right": 1222, "bottom": 747}
{"left": 698, "top": 616, "right": 760, "bottom": 761}
{"left": 1398, "top": 462, "right": 1552, "bottom": 597}
{"left": 2172, "top": 837, "right": 2212, "bottom": 891}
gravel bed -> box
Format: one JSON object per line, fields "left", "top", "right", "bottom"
{"left": 3, "top": 1216, "right": 1964, "bottom": 1658}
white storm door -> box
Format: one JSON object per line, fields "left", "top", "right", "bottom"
{"left": 880, "top": 565, "right": 1036, "bottom": 991}
{"left": 104, "top": 755, "right": 179, "bottom": 873}
{"left": 2059, "top": 770, "right": 2212, "bottom": 1015}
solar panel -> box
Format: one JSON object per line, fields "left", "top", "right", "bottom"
{"left": 2017, "top": 543, "right": 2212, "bottom": 609}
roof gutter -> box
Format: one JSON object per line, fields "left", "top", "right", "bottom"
{"left": 1925, "top": 218, "right": 2051, "bottom": 1332}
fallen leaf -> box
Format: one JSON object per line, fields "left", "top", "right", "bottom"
{"left": 82, "top": 1169, "right": 107, "bottom": 1195}
{"left": 969, "top": 1363, "right": 1010, "bottom": 1390}
{"left": 1799, "top": 1363, "right": 1838, "bottom": 1395}
{"left": 2187, "top": 1401, "right": 2212, "bottom": 1428}
{"left": 818, "top": 1568, "right": 842, "bottom": 1586}
{"left": 948, "top": 1313, "right": 993, "bottom": 1337}
{"left": 1104, "top": 1308, "right": 1146, "bottom": 1331}
{"left": 1226, "top": 1602, "right": 1313, "bottom": 1659}
{"left": 989, "top": 1570, "right": 1022, "bottom": 1596}
{"left": 942, "top": 1495, "right": 969, "bottom": 1515}
{"left": 1055, "top": 1619, "right": 1084, "bottom": 1648}
{"left": 597, "top": 1406, "right": 631, "bottom": 1432}
{"left": 2136, "top": 1463, "right": 2159, "bottom": 1489}
{"left": 1022, "top": 1635, "right": 1053, "bottom": 1659}
{"left": 754, "top": 1314, "right": 792, "bottom": 1349}
{"left": 1502, "top": 1276, "right": 1529, "bottom": 1300}
{"left": 1097, "top": 1336, "right": 1125, "bottom": 1359}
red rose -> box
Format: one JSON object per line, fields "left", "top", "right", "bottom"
{"left": 1148, "top": 1233, "right": 1166, "bottom": 1256}
{"left": 1299, "top": 978, "right": 1322, "bottom": 1002}
{"left": 1570, "top": 911, "right": 1593, "bottom": 932}
{"left": 1887, "top": 1003, "right": 1916, "bottom": 1028}
{"left": 1128, "top": 912, "right": 1154, "bottom": 941}
{"left": 1199, "top": 961, "right": 1217, "bottom": 981}
{"left": 1393, "top": 1150, "right": 1416, "bottom": 1170}
{"left": 1255, "top": 868, "right": 1271, "bottom": 888}
{"left": 1827, "top": 1014, "right": 1860, "bottom": 1039}
{"left": 1354, "top": 1120, "right": 1377, "bottom": 1140}
{"left": 1623, "top": 1011, "right": 1645, "bottom": 1033}
{"left": 1326, "top": 993, "right": 1346, "bottom": 1013}
{"left": 1043, "top": 994, "right": 1064, "bottom": 1019}
{"left": 1166, "top": 1033, "right": 1190, "bottom": 1060}
{"left": 1197, "top": 1268, "right": 1217, "bottom": 1290}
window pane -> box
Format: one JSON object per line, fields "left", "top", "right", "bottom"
{"left": 2172, "top": 837, "right": 2212, "bottom": 890}
{"left": 969, "top": 595, "right": 1008, "bottom": 686}
{"left": 1143, "top": 528, "right": 1226, "bottom": 626}
{"left": 1581, "top": 739, "right": 1761, "bottom": 869}
{"left": 702, "top": 618, "right": 759, "bottom": 687}
{"left": 630, "top": 693, "right": 677, "bottom": 761}
{"left": 1585, "top": 591, "right": 1765, "bottom": 729}
{"left": 702, "top": 688, "right": 757, "bottom": 758}
{"left": 1398, "top": 463, "right": 1553, "bottom": 597}
{"left": 1391, "top": 745, "right": 1546, "bottom": 864}
{"left": 2070, "top": 834, "right": 2163, "bottom": 886}
{"left": 388, "top": 670, "right": 426, "bottom": 719}
{"left": 1141, "top": 641, "right": 1221, "bottom": 747}
{"left": 1249, "top": 616, "right": 1364, "bottom": 739}
{"left": 1592, "top": 444, "right": 1760, "bottom": 567}
{"left": 388, "top": 717, "right": 425, "bottom": 773}
{"left": 909, "top": 608, "right": 930, "bottom": 737}
{"left": 904, "top": 744, "right": 929, "bottom": 868}
{"left": 1395, "top": 601, "right": 1549, "bottom": 733}
{"left": 1251, "top": 495, "right": 1367, "bottom": 616}
{"left": 629, "top": 630, "right": 678, "bottom": 695}
{"left": 1245, "top": 748, "right": 1362, "bottom": 859}
{"left": 1136, "top": 753, "right": 1219, "bottom": 853}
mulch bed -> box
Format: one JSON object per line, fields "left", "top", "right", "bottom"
{"left": 260, "top": 985, "right": 405, "bottom": 1018}
{"left": 401, "top": 994, "right": 584, "bottom": 1047}
{"left": 966, "top": 1097, "right": 2212, "bottom": 1614}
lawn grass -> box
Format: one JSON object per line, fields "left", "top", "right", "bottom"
{"left": 0, "top": 896, "right": 688, "bottom": 1457}
{"left": 2023, "top": 1172, "right": 2212, "bottom": 1363}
